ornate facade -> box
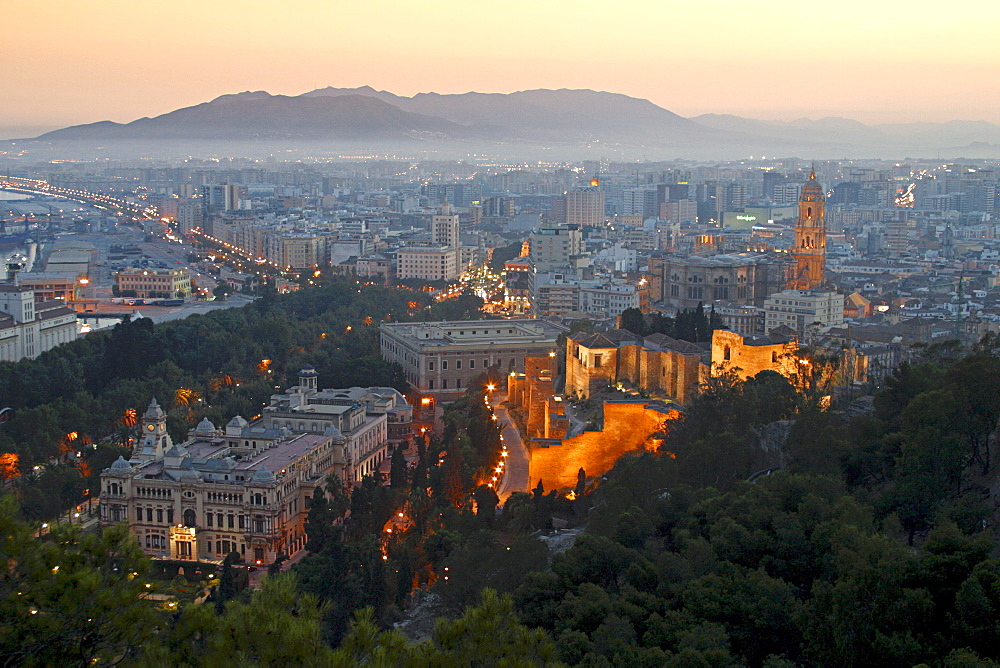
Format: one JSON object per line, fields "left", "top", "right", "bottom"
{"left": 645, "top": 252, "right": 793, "bottom": 310}
{"left": 100, "top": 368, "right": 410, "bottom": 566}
{"left": 790, "top": 170, "right": 827, "bottom": 289}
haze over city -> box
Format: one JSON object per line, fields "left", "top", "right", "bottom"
{"left": 5, "top": 0, "right": 1000, "bottom": 138}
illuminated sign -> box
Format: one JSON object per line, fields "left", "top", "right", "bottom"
{"left": 735, "top": 215, "right": 758, "bottom": 222}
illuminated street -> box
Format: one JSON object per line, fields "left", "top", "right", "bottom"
{"left": 492, "top": 393, "right": 529, "bottom": 503}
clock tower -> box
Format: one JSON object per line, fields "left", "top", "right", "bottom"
{"left": 134, "top": 398, "right": 173, "bottom": 463}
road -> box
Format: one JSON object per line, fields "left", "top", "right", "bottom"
{"left": 493, "top": 393, "right": 530, "bottom": 503}
{"left": 564, "top": 402, "right": 586, "bottom": 437}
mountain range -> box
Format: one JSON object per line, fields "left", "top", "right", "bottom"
{"left": 26, "top": 87, "right": 1000, "bottom": 158}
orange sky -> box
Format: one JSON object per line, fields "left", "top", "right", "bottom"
{"left": 4, "top": 0, "right": 999, "bottom": 133}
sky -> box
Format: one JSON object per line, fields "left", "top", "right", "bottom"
{"left": 4, "top": 0, "right": 999, "bottom": 136}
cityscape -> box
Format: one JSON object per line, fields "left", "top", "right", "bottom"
{"left": 2, "top": 1, "right": 1000, "bottom": 666}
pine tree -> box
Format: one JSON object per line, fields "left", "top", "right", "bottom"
{"left": 389, "top": 446, "right": 408, "bottom": 489}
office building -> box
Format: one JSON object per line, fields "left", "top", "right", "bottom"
{"left": 115, "top": 268, "right": 192, "bottom": 298}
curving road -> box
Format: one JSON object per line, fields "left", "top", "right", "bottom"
{"left": 493, "top": 394, "right": 530, "bottom": 503}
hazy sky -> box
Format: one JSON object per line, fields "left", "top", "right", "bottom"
{"left": 4, "top": 0, "right": 999, "bottom": 134}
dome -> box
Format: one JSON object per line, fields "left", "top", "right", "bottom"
{"left": 226, "top": 415, "right": 249, "bottom": 430}
{"left": 251, "top": 468, "right": 276, "bottom": 484}
{"left": 801, "top": 169, "right": 824, "bottom": 195}
{"left": 298, "top": 365, "right": 318, "bottom": 377}
{"left": 164, "top": 444, "right": 188, "bottom": 460}
{"left": 110, "top": 456, "right": 132, "bottom": 471}
{"left": 194, "top": 417, "right": 216, "bottom": 434}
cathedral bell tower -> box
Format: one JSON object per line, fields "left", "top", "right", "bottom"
{"left": 133, "top": 398, "right": 173, "bottom": 463}
{"left": 790, "top": 169, "right": 827, "bottom": 290}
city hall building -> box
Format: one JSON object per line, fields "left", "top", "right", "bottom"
{"left": 100, "top": 368, "right": 410, "bottom": 565}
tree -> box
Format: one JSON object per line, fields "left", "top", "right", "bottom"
{"left": 213, "top": 283, "right": 232, "bottom": 301}
{"left": 202, "top": 574, "right": 335, "bottom": 666}
{"left": 305, "top": 486, "right": 336, "bottom": 553}
{"left": 331, "top": 590, "right": 558, "bottom": 665}
{"left": 619, "top": 308, "right": 647, "bottom": 336}
{"left": 0, "top": 496, "right": 160, "bottom": 666}
{"left": 389, "top": 445, "right": 408, "bottom": 489}
{"left": 473, "top": 484, "right": 499, "bottom": 521}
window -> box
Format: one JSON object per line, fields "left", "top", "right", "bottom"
{"left": 428, "top": 361, "right": 434, "bottom": 371}
{"left": 469, "top": 359, "right": 475, "bottom": 369}
{"left": 207, "top": 513, "right": 213, "bottom": 527}
{"left": 724, "top": 346, "right": 731, "bottom": 361}
{"left": 183, "top": 509, "right": 197, "bottom": 527}
{"left": 456, "top": 360, "right": 462, "bottom": 369}
{"left": 156, "top": 509, "right": 163, "bottom": 523}
{"left": 594, "top": 354, "right": 603, "bottom": 368}
{"left": 136, "top": 507, "right": 143, "bottom": 521}
{"left": 227, "top": 515, "right": 235, "bottom": 529}
{"left": 442, "top": 361, "right": 448, "bottom": 370}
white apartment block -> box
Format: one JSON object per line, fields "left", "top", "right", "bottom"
{"left": 396, "top": 246, "right": 462, "bottom": 281}
{"left": 763, "top": 289, "right": 845, "bottom": 337}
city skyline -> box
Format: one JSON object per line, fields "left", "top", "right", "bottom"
{"left": 4, "top": 0, "right": 999, "bottom": 136}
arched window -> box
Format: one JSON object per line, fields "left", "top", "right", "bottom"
{"left": 183, "top": 509, "right": 196, "bottom": 527}
{"left": 807, "top": 206, "right": 812, "bottom": 217}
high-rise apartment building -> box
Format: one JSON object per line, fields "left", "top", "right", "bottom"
{"left": 529, "top": 224, "right": 584, "bottom": 271}
{"left": 565, "top": 187, "right": 605, "bottom": 226}
{"left": 431, "top": 200, "right": 460, "bottom": 249}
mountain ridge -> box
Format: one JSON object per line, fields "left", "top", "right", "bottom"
{"left": 25, "top": 87, "right": 1000, "bottom": 158}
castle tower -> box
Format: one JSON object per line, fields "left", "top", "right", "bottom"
{"left": 134, "top": 398, "right": 172, "bottom": 463}
{"left": 790, "top": 170, "right": 827, "bottom": 289}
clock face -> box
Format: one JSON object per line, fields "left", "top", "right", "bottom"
{"left": 147, "top": 424, "right": 155, "bottom": 431}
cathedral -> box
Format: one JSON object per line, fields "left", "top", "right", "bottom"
{"left": 789, "top": 170, "right": 827, "bottom": 290}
